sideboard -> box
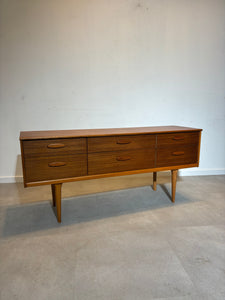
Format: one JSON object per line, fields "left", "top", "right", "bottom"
{"left": 20, "top": 126, "right": 202, "bottom": 222}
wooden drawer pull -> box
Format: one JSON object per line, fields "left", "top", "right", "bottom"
{"left": 47, "top": 143, "right": 65, "bottom": 149}
{"left": 172, "top": 137, "right": 184, "bottom": 140}
{"left": 48, "top": 162, "right": 66, "bottom": 167}
{"left": 116, "top": 156, "right": 131, "bottom": 161}
{"left": 116, "top": 140, "right": 131, "bottom": 144}
{"left": 172, "top": 151, "right": 185, "bottom": 156}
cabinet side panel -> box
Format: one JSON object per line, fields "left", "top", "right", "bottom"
{"left": 20, "top": 141, "right": 27, "bottom": 187}
{"left": 197, "top": 131, "right": 202, "bottom": 166}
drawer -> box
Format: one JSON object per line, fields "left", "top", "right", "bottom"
{"left": 88, "top": 149, "right": 155, "bottom": 175}
{"left": 88, "top": 134, "right": 156, "bottom": 153}
{"left": 156, "top": 144, "right": 198, "bottom": 167}
{"left": 157, "top": 132, "right": 199, "bottom": 146}
{"left": 24, "top": 154, "right": 87, "bottom": 183}
{"left": 23, "top": 138, "right": 86, "bottom": 157}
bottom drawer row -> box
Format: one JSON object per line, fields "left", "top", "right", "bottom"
{"left": 25, "top": 154, "right": 87, "bottom": 182}
{"left": 24, "top": 146, "right": 198, "bottom": 183}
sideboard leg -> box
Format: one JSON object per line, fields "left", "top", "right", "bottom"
{"left": 52, "top": 183, "right": 62, "bottom": 223}
{"left": 153, "top": 172, "right": 157, "bottom": 191}
{"left": 171, "top": 170, "right": 178, "bottom": 203}
{"left": 51, "top": 184, "right": 56, "bottom": 207}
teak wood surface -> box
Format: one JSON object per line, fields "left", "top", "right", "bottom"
{"left": 20, "top": 126, "right": 201, "bottom": 140}
{"left": 20, "top": 126, "right": 202, "bottom": 223}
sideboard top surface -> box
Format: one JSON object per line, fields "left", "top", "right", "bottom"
{"left": 20, "top": 126, "right": 202, "bottom": 141}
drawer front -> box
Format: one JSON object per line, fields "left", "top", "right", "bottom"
{"left": 88, "top": 149, "right": 155, "bottom": 175}
{"left": 24, "top": 154, "right": 87, "bottom": 183}
{"left": 23, "top": 138, "right": 86, "bottom": 157}
{"left": 156, "top": 144, "right": 198, "bottom": 167}
{"left": 88, "top": 134, "right": 156, "bottom": 153}
{"left": 157, "top": 132, "right": 199, "bottom": 146}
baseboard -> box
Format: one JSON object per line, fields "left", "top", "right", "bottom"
{"left": 0, "top": 169, "right": 224, "bottom": 184}
{"left": 0, "top": 176, "right": 23, "bottom": 183}
{"left": 179, "top": 168, "right": 225, "bottom": 176}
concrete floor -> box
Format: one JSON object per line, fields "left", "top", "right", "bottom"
{"left": 0, "top": 174, "right": 224, "bottom": 300}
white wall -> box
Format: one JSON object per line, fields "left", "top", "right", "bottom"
{"left": 0, "top": 0, "right": 225, "bottom": 182}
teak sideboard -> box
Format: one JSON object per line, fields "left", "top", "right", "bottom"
{"left": 20, "top": 126, "right": 202, "bottom": 222}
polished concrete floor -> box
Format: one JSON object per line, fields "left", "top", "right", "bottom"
{"left": 0, "top": 174, "right": 225, "bottom": 300}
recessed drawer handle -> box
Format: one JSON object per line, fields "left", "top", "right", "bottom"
{"left": 172, "top": 137, "right": 184, "bottom": 140}
{"left": 116, "top": 156, "right": 131, "bottom": 161}
{"left": 48, "top": 162, "right": 66, "bottom": 167}
{"left": 47, "top": 143, "right": 65, "bottom": 149}
{"left": 116, "top": 140, "right": 131, "bottom": 144}
{"left": 172, "top": 151, "right": 185, "bottom": 156}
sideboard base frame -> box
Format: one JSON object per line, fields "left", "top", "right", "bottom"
{"left": 49, "top": 168, "right": 179, "bottom": 223}
{"left": 20, "top": 126, "right": 202, "bottom": 223}
{"left": 24, "top": 163, "right": 198, "bottom": 188}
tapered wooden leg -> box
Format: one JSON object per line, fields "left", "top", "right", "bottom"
{"left": 153, "top": 172, "right": 157, "bottom": 191}
{"left": 51, "top": 183, "right": 62, "bottom": 223}
{"left": 171, "top": 170, "right": 178, "bottom": 203}
{"left": 51, "top": 184, "right": 56, "bottom": 207}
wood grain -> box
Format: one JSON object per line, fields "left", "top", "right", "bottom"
{"left": 20, "top": 140, "right": 27, "bottom": 188}
{"left": 51, "top": 183, "right": 62, "bottom": 223}
{"left": 157, "top": 132, "right": 199, "bottom": 146}
{"left": 88, "top": 134, "right": 156, "bottom": 153}
{"left": 156, "top": 144, "right": 198, "bottom": 167}
{"left": 197, "top": 131, "right": 202, "bottom": 166}
{"left": 24, "top": 154, "right": 87, "bottom": 182}
{"left": 47, "top": 143, "right": 65, "bottom": 149}
{"left": 171, "top": 170, "right": 178, "bottom": 203}
{"left": 19, "top": 126, "right": 202, "bottom": 222}
{"left": 20, "top": 126, "right": 202, "bottom": 140}
{"left": 48, "top": 162, "right": 67, "bottom": 167}
{"left": 88, "top": 149, "right": 155, "bottom": 175}
{"left": 24, "top": 163, "right": 199, "bottom": 187}
{"left": 153, "top": 172, "right": 157, "bottom": 191}
{"left": 23, "top": 138, "right": 86, "bottom": 157}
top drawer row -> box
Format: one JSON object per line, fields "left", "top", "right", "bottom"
{"left": 22, "top": 132, "right": 199, "bottom": 156}
{"left": 23, "top": 135, "right": 156, "bottom": 157}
